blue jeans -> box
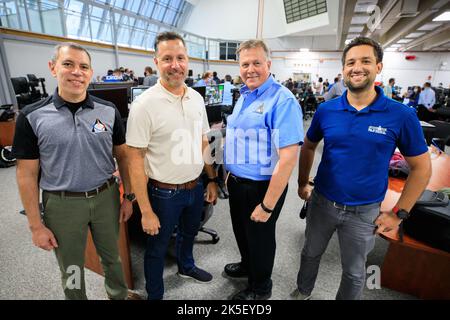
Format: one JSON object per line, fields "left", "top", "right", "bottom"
{"left": 144, "top": 181, "right": 204, "bottom": 300}
{"left": 296, "top": 190, "right": 380, "bottom": 300}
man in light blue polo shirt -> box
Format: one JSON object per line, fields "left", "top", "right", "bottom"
{"left": 292, "top": 37, "right": 431, "bottom": 300}
{"left": 224, "top": 39, "right": 303, "bottom": 300}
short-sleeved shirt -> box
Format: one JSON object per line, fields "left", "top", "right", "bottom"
{"left": 224, "top": 75, "right": 304, "bottom": 180}
{"left": 12, "top": 89, "right": 126, "bottom": 192}
{"left": 126, "top": 80, "right": 210, "bottom": 184}
{"left": 307, "top": 86, "right": 428, "bottom": 205}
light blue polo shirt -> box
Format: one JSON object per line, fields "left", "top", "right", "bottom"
{"left": 308, "top": 86, "right": 428, "bottom": 205}
{"left": 224, "top": 75, "right": 304, "bottom": 180}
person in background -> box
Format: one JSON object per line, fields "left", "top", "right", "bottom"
{"left": 323, "top": 77, "right": 346, "bottom": 101}
{"left": 417, "top": 82, "right": 437, "bottom": 122}
{"left": 194, "top": 72, "right": 214, "bottom": 87}
{"left": 143, "top": 66, "right": 158, "bottom": 87}
{"left": 212, "top": 71, "right": 221, "bottom": 85}
{"left": 222, "top": 74, "right": 234, "bottom": 106}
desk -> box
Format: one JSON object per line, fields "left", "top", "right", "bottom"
{"left": 0, "top": 117, "right": 15, "bottom": 146}
{"left": 380, "top": 149, "right": 450, "bottom": 299}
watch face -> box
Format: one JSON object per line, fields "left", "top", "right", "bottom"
{"left": 125, "top": 193, "right": 135, "bottom": 201}
{"left": 397, "top": 209, "right": 409, "bottom": 220}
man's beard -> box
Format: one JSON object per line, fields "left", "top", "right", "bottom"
{"left": 164, "top": 72, "right": 185, "bottom": 87}
{"left": 344, "top": 74, "right": 373, "bottom": 93}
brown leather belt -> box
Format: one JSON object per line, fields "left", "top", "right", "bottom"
{"left": 149, "top": 177, "right": 199, "bottom": 190}
{"left": 45, "top": 177, "right": 117, "bottom": 198}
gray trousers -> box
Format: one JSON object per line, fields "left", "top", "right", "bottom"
{"left": 296, "top": 190, "right": 380, "bottom": 300}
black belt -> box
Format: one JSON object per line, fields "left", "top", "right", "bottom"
{"left": 45, "top": 177, "right": 116, "bottom": 198}
{"left": 229, "top": 173, "right": 269, "bottom": 184}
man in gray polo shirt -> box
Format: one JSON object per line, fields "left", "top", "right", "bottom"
{"left": 13, "top": 42, "right": 134, "bottom": 300}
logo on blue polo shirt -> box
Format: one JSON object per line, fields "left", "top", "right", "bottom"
{"left": 92, "top": 119, "right": 107, "bottom": 133}
{"left": 368, "top": 125, "right": 387, "bottom": 135}
{"left": 254, "top": 103, "right": 264, "bottom": 114}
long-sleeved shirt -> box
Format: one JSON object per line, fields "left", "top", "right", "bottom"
{"left": 418, "top": 88, "right": 436, "bottom": 109}
{"left": 323, "top": 80, "right": 346, "bottom": 101}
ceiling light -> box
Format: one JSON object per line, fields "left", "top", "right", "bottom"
{"left": 417, "top": 23, "right": 441, "bottom": 31}
{"left": 348, "top": 25, "right": 365, "bottom": 33}
{"left": 397, "top": 39, "right": 413, "bottom": 44}
{"left": 300, "top": 48, "right": 310, "bottom": 52}
{"left": 433, "top": 11, "right": 450, "bottom": 21}
{"left": 351, "top": 15, "right": 370, "bottom": 24}
{"left": 405, "top": 32, "right": 425, "bottom": 38}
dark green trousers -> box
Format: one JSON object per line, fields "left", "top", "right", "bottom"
{"left": 42, "top": 182, "right": 127, "bottom": 300}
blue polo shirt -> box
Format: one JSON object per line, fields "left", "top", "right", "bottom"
{"left": 308, "top": 86, "right": 427, "bottom": 205}
{"left": 224, "top": 75, "right": 304, "bottom": 180}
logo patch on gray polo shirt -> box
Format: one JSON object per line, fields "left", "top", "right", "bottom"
{"left": 92, "top": 119, "right": 108, "bottom": 133}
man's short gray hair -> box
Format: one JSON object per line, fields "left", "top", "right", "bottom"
{"left": 236, "top": 40, "right": 270, "bottom": 61}
{"left": 51, "top": 42, "right": 92, "bottom": 65}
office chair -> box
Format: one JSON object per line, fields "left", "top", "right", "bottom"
{"left": 303, "top": 95, "right": 317, "bottom": 120}
{"left": 27, "top": 74, "right": 48, "bottom": 98}
{"left": 429, "top": 120, "right": 450, "bottom": 151}
{"left": 11, "top": 77, "right": 33, "bottom": 109}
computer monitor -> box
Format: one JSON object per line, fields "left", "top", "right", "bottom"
{"left": 131, "top": 86, "right": 149, "bottom": 102}
{"left": 205, "top": 84, "right": 224, "bottom": 105}
{"left": 88, "top": 87, "right": 129, "bottom": 119}
{"left": 192, "top": 86, "right": 206, "bottom": 101}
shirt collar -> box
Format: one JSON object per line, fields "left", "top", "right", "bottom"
{"left": 339, "top": 85, "right": 387, "bottom": 113}
{"left": 240, "top": 74, "right": 274, "bottom": 97}
{"left": 52, "top": 88, "right": 94, "bottom": 109}
{"left": 156, "top": 79, "right": 190, "bottom": 103}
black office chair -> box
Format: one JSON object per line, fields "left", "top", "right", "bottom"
{"left": 27, "top": 74, "right": 48, "bottom": 99}
{"left": 10, "top": 77, "right": 41, "bottom": 109}
{"left": 303, "top": 95, "right": 317, "bottom": 120}
{"left": 429, "top": 120, "right": 450, "bottom": 151}
{"left": 10, "top": 77, "right": 31, "bottom": 109}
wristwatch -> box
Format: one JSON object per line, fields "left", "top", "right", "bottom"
{"left": 392, "top": 206, "right": 410, "bottom": 220}
{"left": 123, "top": 193, "right": 136, "bottom": 202}
{"left": 207, "top": 177, "right": 220, "bottom": 184}
{"left": 260, "top": 202, "right": 274, "bottom": 214}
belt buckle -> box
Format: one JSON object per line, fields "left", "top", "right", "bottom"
{"left": 333, "top": 202, "right": 346, "bottom": 211}
{"left": 85, "top": 188, "right": 99, "bottom": 198}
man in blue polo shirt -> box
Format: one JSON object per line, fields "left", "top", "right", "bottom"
{"left": 224, "top": 39, "right": 303, "bottom": 300}
{"left": 292, "top": 37, "right": 431, "bottom": 300}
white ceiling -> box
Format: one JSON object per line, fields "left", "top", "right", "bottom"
{"left": 181, "top": 0, "right": 450, "bottom": 51}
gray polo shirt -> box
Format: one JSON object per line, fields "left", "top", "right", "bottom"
{"left": 12, "top": 91, "right": 126, "bottom": 192}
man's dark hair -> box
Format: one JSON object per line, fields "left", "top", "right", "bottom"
{"left": 424, "top": 82, "right": 431, "bottom": 87}
{"left": 154, "top": 31, "right": 186, "bottom": 55}
{"left": 342, "top": 37, "right": 383, "bottom": 65}
{"left": 51, "top": 42, "right": 92, "bottom": 65}
{"left": 389, "top": 78, "right": 395, "bottom": 84}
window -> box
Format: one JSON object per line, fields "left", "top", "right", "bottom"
{"left": 219, "top": 42, "right": 239, "bottom": 61}
{"left": 283, "top": 0, "right": 327, "bottom": 24}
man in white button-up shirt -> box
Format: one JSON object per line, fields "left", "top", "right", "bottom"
{"left": 418, "top": 82, "right": 437, "bottom": 122}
